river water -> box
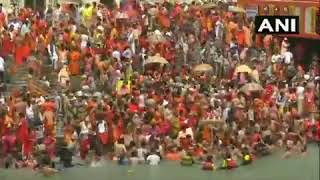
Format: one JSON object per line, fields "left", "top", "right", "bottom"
{"left": 0, "top": 144, "right": 319, "bottom": 180}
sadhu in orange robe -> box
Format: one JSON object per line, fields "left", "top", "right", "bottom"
{"left": 69, "top": 50, "right": 81, "bottom": 76}
{"left": 42, "top": 101, "right": 56, "bottom": 136}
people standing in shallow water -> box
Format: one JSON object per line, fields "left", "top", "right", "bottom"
{"left": 220, "top": 153, "right": 237, "bottom": 170}
{"left": 0, "top": 0, "right": 318, "bottom": 176}
{"left": 180, "top": 151, "right": 194, "bottom": 166}
{"left": 118, "top": 152, "right": 129, "bottom": 165}
{"left": 241, "top": 148, "right": 253, "bottom": 165}
{"left": 202, "top": 155, "right": 215, "bottom": 171}
{"left": 146, "top": 149, "right": 161, "bottom": 166}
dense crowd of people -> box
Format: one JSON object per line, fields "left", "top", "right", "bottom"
{"left": 0, "top": 0, "right": 319, "bottom": 175}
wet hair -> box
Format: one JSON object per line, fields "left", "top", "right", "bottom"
{"left": 131, "top": 151, "right": 138, "bottom": 157}
{"left": 118, "top": 138, "right": 125, "bottom": 144}
{"left": 206, "top": 155, "right": 213, "bottom": 161}
{"left": 129, "top": 141, "right": 136, "bottom": 148}
{"left": 141, "top": 141, "right": 146, "bottom": 147}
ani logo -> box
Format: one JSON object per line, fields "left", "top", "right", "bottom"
{"left": 255, "top": 16, "right": 299, "bottom": 34}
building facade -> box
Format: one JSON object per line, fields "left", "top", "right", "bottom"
{"left": 238, "top": 0, "right": 320, "bottom": 39}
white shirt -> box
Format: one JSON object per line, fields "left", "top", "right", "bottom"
{"left": 296, "top": 86, "right": 305, "bottom": 100}
{"left": 53, "top": 9, "right": 61, "bottom": 21}
{"left": 223, "top": 107, "right": 230, "bottom": 121}
{"left": 146, "top": 154, "right": 160, "bottom": 165}
{"left": 71, "top": 25, "right": 77, "bottom": 33}
{"left": 0, "top": 96, "right": 5, "bottom": 104}
{"left": 283, "top": 51, "right": 293, "bottom": 64}
{"left": 248, "top": 109, "right": 254, "bottom": 121}
{"left": 26, "top": 105, "right": 34, "bottom": 119}
{"left": 238, "top": 129, "right": 245, "bottom": 140}
{"left": 0, "top": 57, "right": 5, "bottom": 72}
{"left": 9, "top": 21, "right": 21, "bottom": 31}
{"left": 137, "top": 148, "right": 147, "bottom": 161}
{"left": 47, "top": 44, "right": 58, "bottom": 59}
{"left": 80, "top": 34, "right": 89, "bottom": 49}
{"left": 177, "top": 127, "right": 194, "bottom": 140}
{"left": 215, "top": 20, "right": 224, "bottom": 40}
{"left": 97, "top": 121, "right": 106, "bottom": 133}
{"left": 80, "top": 121, "right": 90, "bottom": 135}
{"left": 20, "top": 23, "right": 30, "bottom": 36}
{"left": 138, "top": 94, "right": 145, "bottom": 108}
{"left": 271, "top": 54, "right": 281, "bottom": 63}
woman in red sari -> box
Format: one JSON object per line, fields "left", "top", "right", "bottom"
{"left": 113, "top": 115, "right": 124, "bottom": 142}
{"left": 80, "top": 134, "right": 90, "bottom": 160}
{"left": 43, "top": 133, "right": 56, "bottom": 159}
{"left": 23, "top": 128, "right": 36, "bottom": 159}
{"left": 16, "top": 113, "right": 29, "bottom": 146}
{"left": 2, "top": 129, "right": 17, "bottom": 157}
{"left": 22, "top": 40, "right": 31, "bottom": 60}
{"left": 15, "top": 41, "right": 25, "bottom": 65}
{"left": 0, "top": 33, "right": 14, "bottom": 57}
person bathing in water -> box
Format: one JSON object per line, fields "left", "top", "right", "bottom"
{"left": 282, "top": 132, "right": 307, "bottom": 159}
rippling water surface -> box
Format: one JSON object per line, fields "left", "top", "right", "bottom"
{"left": 1, "top": 144, "right": 319, "bottom": 180}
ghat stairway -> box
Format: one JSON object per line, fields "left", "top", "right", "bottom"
{"left": 8, "top": 63, "right": 65, "bottom": 138}
{"left": 6, "top": 64, "right": 59, "bottom": 96}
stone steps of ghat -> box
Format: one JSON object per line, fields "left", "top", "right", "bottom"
{"left": 5, "top": 64, "right": 59, "bottom": 95}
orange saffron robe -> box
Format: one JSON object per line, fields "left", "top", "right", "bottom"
{"left": 69, "top": 51, "right": 81, "bottom": 75}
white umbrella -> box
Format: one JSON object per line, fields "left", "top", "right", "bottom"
{"left": 228, "top": 6, "right": 245, "bottom": 13}
{"left": 193, "top": 64, "right": 213, "bottom": 72}
{"left": 240, "top": 82, "right": 263, "bottom": 92}
{"left": 144, "top": 54, "right": 169, "bottom": 65}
